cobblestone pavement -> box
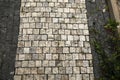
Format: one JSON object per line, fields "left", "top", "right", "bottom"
{"left": 14, "top": 0, "right": 94, "bottom": 80}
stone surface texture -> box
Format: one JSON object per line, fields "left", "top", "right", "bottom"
{"left": 0, "top": 0, "right": 20, "bottom": 80}
{"left": 14, "top": 0, "right": 94, "bottom": 80}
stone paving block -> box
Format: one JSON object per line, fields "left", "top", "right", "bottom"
{"left": 14, "top": 75, "right": 22, "bottom": 80}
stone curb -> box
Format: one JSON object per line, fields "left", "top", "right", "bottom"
{"left": 107, "top": 0, "right": 120, "bottom": 36}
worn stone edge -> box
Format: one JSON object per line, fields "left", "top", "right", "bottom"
{"left": 107, "top": 0, "right": 120, "bottom": 36}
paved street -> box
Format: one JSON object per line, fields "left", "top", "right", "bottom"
{"left": 14, "top": 0, "right": 94, "bottom": 80}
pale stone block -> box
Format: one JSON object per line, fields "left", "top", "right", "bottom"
{"left": 86, "top": 54, "right": 92, "bottom": 60}
{"left": 32, "top": 41, "right": 39, "bottom": 46}
{"left": 25, "top": 54, "right": 31, "bottom": 60}
{"left": 58, "top": 8, "right": 63, "bottom": 12}
{"left": 59, "top": 41, "right": 64, "bottom": 46}
{"left": 52, "top": 41, "right": 59, "bottom": 47}
{"left": 79, "top": 41, "right": 83, "bottom": 47}
{"left": 50, "top": 13, "right": 55, "bottom": 17}
{"left": 90, "top": 74, "right": 94, "bottom": 80}
{"left": 52, "top": 0, "right": 57, "bottom": 2}
{"left": 87, "top": 67, "right": 93, "bottom": 73}
{"left": 65, "top": 54, "right": 72, "bottom": 60}
{"left": 32, "top": 12, "right": 37, "bottom": 17}
{"left": 17, "top": 41, "right": 24, "bottom": 47}
{"left": 32, "top": 54, "right": 39, "bottom": 60}
{"left": 31, "top": 2, "right": 36, "bottom": 6}
{"left": 23, "top": 29, "right": 27, "bottom": 34}
{"left": 46, "top": 54, "right": 52, "bottom": 60}
{"left": 73, "top": 67, "right": 80, "bottom": 73}
{"left": 76, "top": 74, "right": 82, "bottom": 80}
{"left": 41, "top": 18, "right": 46, "bottom": 22}
{"left": 64, "top": 0, "right": 68, "bottom": 2}
{"left": 46, "top": 29, "right": 52, "bottom": 34}
{"left": 70, "top": 8, "right": 75, "bottom": 13}
{"left": 74, "top": 35, "right": 79, "bottom": 40}
{"left": 15, "top": 61, "right": 22, "bottom": 67}
{"left": 14, "top": 76, "right": 22, "bottom": 80}
{"left": 66, "top": 67, "right": 72, "bottom": 73}
{"left": 81, "top": 67, "right": 87, "bottom": 73}
{"left": 36, "top": 47, "right": 42, "bottom": 53}
{"left": 52, "top": 54, "right": 58, "bottom": 60}
{"left": 65, "top": 19, "right": 69, "bottom": 23}
{"left": 79, "top": 24, "right": 85, "bottom": 29}
{"left": 84, "top": 42, "right": 90, "bottom": 48}
{"left": 83, "top": 30, "right": 89, "bottom": 35}
{"left": 56, "top": 13, "right": 62, "bottom": 17}
{"left": 80, "top": 35, "right": 85, "bottom": 41}
{"left": 45, "top": 68, "right": 51, "bottom": 74}
{"left": 34, "top": 75, "right": 40, "bottom": 80}
{"left": 29, "top": 61, "right": 35, "bottom": 67}
{"left": 79, "top": 54, "right": 86, "bottom": 59}
{"left": 53, "top": 67, "right": 58, "bottom": 74}
{"left": 61, "top": 35, "right": 67, "bottom": 40}
{"left": 73, "top": 54, "right": 79, "bottom": 60}
{"left": 68, "top": 35, "right": 73, "bottom": 41}
{"left": 65, "top": 30, "right": 70, "bottom": 34}
{"left": 59, "top": 30, "right": 64, "bottom": 34}
{"left": 41, "top": 0, "right": 46, "bottom": 2}
{"left": 42, "top": 61, "right": 48, "bottom": 66}
{"left": 16, "top": 68, "right": 24, "bottom": 74}
{"left": 63, "top": 61, "right": 69, "bottom": 67}
{"left": 64, "top": 8, "right": 69, "bottom": 13}
{"left": 50, "top": 47, "right": 56, "bottom": 53}
{"left": 82, "top": 47, "right": 91, "bottom": 53}
{"left": 22, "top": 18, "right": 29, "bottom": 22}
{"left": 83, "top": 60, "right": 89, "bottom": 67}
{"left": 59, "top": 67, "right": 66, "bottom": 74}
{"left": 22, "top": 61, "right": 28, "bottom": 67}
{"left": 40, "top": 29, "right": 46, "bottom": 34}
{"left": 33, "top": 29, "right": 39, "bottom": 34}
{"left": 25, "top": 41, "right": 31, "bottom": 47}
{"left": 62, "top": 13, "right": 67, "bottom": 18}
{"left": 19, "top": 54, "right": 25, "bottom": 60}
{"left": 49, "top": 61, "right": 55, "bottom": 66}
{"left": 23, "top": 23, "right": 29, "bottom": 28}
{"left": 65, "top": 41, "right": 71, "bottom": 46}
{"left": 86, "top": 36, "right": 90, "bottom": 41}
{"left": 46, "top": 41, "right": 52, "bottom": 47}
{"left": 55, "top": 75, "right": 61, "bottom": 80}
{"left": 63, "top": 47, "right": 69, "bottom": 53}
{"left": 39, "top": 41, "right": 46, "bottom": 46}
{"left": 70, "top": 47, "right": 76, "bottom": 53}
{"left": 35, "top": 61, "right": 41, "bottom": 67}
{"left": 53, "top": 18, "right": 58, "bottom": 23}
{"left": 58, "top": 0, "right": 63, "bottom": 2}
{"left": 48, "top": 35, "right": 54, "bottom": 40}
{"left": 41, "top": 35, "right": 47, "bottom": 40}
{"left": 60, "top": 54, "right": 66, "bottom": 60}
{"left": 38, "top": 67, "right": 44, "bottom": 74}
{"left": 69, "top": 61, "right": 75, "bottom": 66}
{"left": 31, "top": 68, "right": 37, "bottom": 74}
{"left": 43, "top": 47, "right": 49, "bottom": 53}
{"left": 48, "top": 75, "right": 54, "bottom": 80}
{"left": 83, "top": 74, "right": 89, "bottom": 80}
{"left": 73, "top": 24, "right": 79, "bottom": 29}
{"left": 22, "top": 35, "right": 29, "bottom": 40}
{"left": 76, "top": 60, "right": 83, "bottom": 66}
{"left": 59, "top": 18, "right": 64, "bottom": 23}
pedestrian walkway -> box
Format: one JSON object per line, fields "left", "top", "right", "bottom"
{"left": 14, "top": 0, "right": 94, "bottom": 80}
